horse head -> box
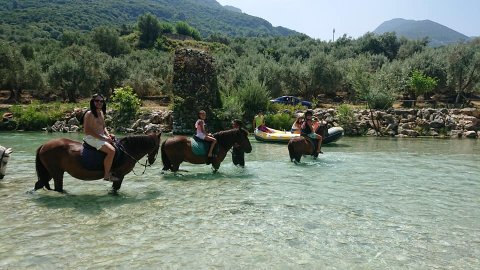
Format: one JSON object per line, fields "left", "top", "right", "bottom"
{"left": 146, "top": 132, "right": 161, "bottom": 165}
{"left": 214, "top": 128, "right": 252, "bottom": 153}
{"left": 0, "top": 146, "right": 13, "bottom": 179}
{"left": 236, "top": 128, "right": 252, "bottom": 153}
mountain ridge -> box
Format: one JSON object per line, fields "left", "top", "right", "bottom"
{"left": 373, "top": 18, "right": 470, "bottom": 46}
{"left": 0, "top": 0, "right": 299, "bottom": 39}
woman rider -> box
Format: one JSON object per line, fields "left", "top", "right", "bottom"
{"left": 301, "top": 110, "right": 323, "bottom": 154}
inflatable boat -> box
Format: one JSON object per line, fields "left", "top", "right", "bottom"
{"left": 254, "top": 126, "right": 344, "bottom": 144}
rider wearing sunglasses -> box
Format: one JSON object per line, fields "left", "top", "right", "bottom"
{"left": 83, "top": 94, "right": 119, "bottom": 182}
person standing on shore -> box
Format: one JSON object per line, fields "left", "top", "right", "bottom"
{"left": 83, "top": 94, "right": 119, "bottom": 182}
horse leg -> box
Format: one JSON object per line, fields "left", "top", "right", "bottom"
{"left": 111, "top": 177, "right": 124, "bottom": 192}
{"left": 171, "top": 162, "right": 181, "bottom": 172}
{"left": 50, "top": 169, "right": 65, "bottom": 193}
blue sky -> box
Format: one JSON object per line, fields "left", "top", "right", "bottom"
{"left": 216, "top": 0, "right": 480, "bottom": 40}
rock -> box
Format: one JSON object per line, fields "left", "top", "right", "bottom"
{"left": 460, "top": 108, "right": 480, "bottom": 118}
{"left": 67, "top": 117, "right": 80, "bottom": 126}
{"left": 464, "top": 131, "right": 478, "bottom": 138}
{"left": 429, "top": 117, "right": 445, "bottom": 129}
{"left": 449, "top": 130, "right": 463, "bottom": 138}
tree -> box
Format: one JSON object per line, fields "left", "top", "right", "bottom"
{"left": 175, "top": 21, "right": 192, "bottom": 36}
{"left": 100, "top": 57, "right": 128, "bottom": 96}
{"left": 92, "top": 27, "right": 130, "bottom": 57}
{"left": 137, "top": 13, "right": 161, "bottom": 49}
{"left": 408, "top": 70, "right": 438, "bottom": 99}
{"left": 48, "top": 46, "right": 105, "bottom": 102}
{"left": 447, "top": 42, "right": 480, "bottom": 105}
{"left": 308, "top": 52, "right": 342, "bottom": 98}
{"left": 0, "top": 42, "right": 25, "bottom": 102}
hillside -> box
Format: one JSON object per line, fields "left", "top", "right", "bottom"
{"left": 374, "top": 18, "right": 470, "bottom": 47}
{"left": 0, "top": 0, "right": 298, "bottom": 40}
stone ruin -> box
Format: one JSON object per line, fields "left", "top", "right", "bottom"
{"left": 172, "top": 48, "right": 222, "bottom": 134}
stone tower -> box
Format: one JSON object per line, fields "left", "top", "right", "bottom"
{"left": 172, "top": 48, "right": 222, "bottom": 134}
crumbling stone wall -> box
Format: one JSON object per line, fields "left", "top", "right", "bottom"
{"left": 172, "top": 48, "right": 222, "bottom": 134}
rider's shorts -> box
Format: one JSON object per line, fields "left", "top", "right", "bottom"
{"left": 84, "top": 135, "right": 107, "bottom": 150}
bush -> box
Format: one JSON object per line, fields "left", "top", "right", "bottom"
{"left": 365, "top": 88, "right": 395, "bottom": 109}
{"left": 336, "top": 104, "right": 358, "bottom": 135}
{"left": 10, "top": 102, "right": 76, "bottom": 130}
{"left": 237, "top": 80, "right": 270, "bottom": 122}
{"left": 264, "top": 113, "right": 293, "bottom": 130}
{"left": 110, "top": 86, "right": 141, "bottom": 127}
{"left": 216, "top": 94, "right": 244, "bottom": 122}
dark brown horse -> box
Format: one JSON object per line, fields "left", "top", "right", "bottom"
{"left": 35, "top": 133, "right": 161, "bottom": 192}
{"left": 287, "top": 124, "right": 326, "bottom": 163}
{"left": 161, "top": 128, "right": 252, "bottom": 172}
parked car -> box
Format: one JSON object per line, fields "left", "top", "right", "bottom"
{"left": 270, "top": 96, "right": 312, "bottom": 108}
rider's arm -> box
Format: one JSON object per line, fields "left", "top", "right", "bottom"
{"left": 199, "top": 120, "right": 206, "bottom": 134}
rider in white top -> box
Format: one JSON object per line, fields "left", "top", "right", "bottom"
{"left": 195, "top": 110, "right": 217, "bottom": 161}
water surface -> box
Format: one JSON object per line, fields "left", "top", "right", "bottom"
{"left": 0, "top": 132, "right": 479, "bottom": 269}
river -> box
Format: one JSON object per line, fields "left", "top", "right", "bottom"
{"left": 0, "top": 132, "right": 479, "bottom": 269}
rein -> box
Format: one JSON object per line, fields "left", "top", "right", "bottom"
{"left": 114, "top": 138, "right": 158, "bottom": 176}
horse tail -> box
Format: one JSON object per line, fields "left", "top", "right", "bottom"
{"left": 35, "top": 146, "right": 51, "bottom": 190}
{"left": 161, "top": 140, "right": 171, "bottom": 171}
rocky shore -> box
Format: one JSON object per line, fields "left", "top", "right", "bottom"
{"left": 3, "top": 106, "right": 479, "bottom": 139}
{"left": 313, "top": 107, "right": 479, "bottom": 139}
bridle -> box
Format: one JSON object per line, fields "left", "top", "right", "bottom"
{"left": 114, "top": 138, "right": 159, "bottom": 176}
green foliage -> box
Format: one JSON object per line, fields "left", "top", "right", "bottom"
{"left": 217, "top": 94, "right": 244, "bottom": 121}
{"left": 175, "top": 21, "right": 192, "bottom": 36}
{"left": 92, "top": 27, "right": 130, "bottom": 57}
{"left": 237, "top": 80, "right": 271, "bottom": 121}
{"left": 365, "top": 88, "right": 395, "bottom": 109}
{"left": 10, "top": 102, "right": 73, "bottom": 130}
{"left": 264, "top": 113, "right": 293, "bottom": 130}
{"left": 159, "top": 22, "right": 174, "bottom": 34}
{"left": 336, "top": 104, "right": 358, "bottom": 135}
{"left": 110, "top": 86, "right": 141, "bottom": 126}
{"left": 308, "top": 52, "right": 342, "bottom": 98}
{"left": 408, "top": 70, "right": 438, "bottom": 96}
{"left": 137, "top": 13, "right": 161, "bottom": 49}
{"left": 47, "top": 45, "right": 106, "bottom": 102}
{"left": 446, "top": 42, "right": 480, "bottom": 103}
{"left": 269, "top": 103, "right": 306, "bottom": 114}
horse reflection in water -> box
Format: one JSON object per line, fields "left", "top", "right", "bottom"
{"left": 161, "top": 128, "right": 252, "bottom": 172}
{"left": 34, "top": 133, "right": 161, "bottom": 193}
{"left": 0, "top": 145, "right": 13, "bottom": 180}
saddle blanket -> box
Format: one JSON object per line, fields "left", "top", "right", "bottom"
{"left": 80, "top": 142, "right": 124, "bottom": 171}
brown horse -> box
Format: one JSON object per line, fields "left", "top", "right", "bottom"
{"left": 287, "top": 124, "right": 326, "bottom": 163}
{"left": 35, "top": 133, "right": 161, "bottom": 192}
{"left": 161, "top": 128, "right": 252, "bottom": 172}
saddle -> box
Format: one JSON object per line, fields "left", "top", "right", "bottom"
{"left": 191, "top": 136, "right": 219, "bottom": 157}
{"left": 80, "top": 142, "right": 125, "bottom": 171}
{"left": 301, "top": 135, "right": 319, "bottom": 156}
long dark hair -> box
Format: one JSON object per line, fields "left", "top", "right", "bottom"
{"left": 89, "top": 94, "right": 107, "bottom": 118}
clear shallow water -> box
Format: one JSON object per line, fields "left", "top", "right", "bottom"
{"left": 0, "top": 132, "right": 479, "bottom": 269}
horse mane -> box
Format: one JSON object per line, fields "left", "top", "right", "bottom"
{"left": 213, "top": 128, "right": 247, "bottom": 149}
{"left": 119, "top": 134, "right": 155, "bottom": 153}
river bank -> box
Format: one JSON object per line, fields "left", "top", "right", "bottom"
{"left": 1, "top": 105, "right": 479, "bottom": 139}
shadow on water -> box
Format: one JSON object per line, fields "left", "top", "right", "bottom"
{"left": 323, "top": 142, "right": 351, "bottom": 148}
{"left": 31, "top": 190, "right": 163, "bottom": 215}
{"left": 161, "top": 167, "right": 254, "bottom": 181}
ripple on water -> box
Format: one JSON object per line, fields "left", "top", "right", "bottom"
{"left": 0, "top": 134, "right": 479, "bottom": 268}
